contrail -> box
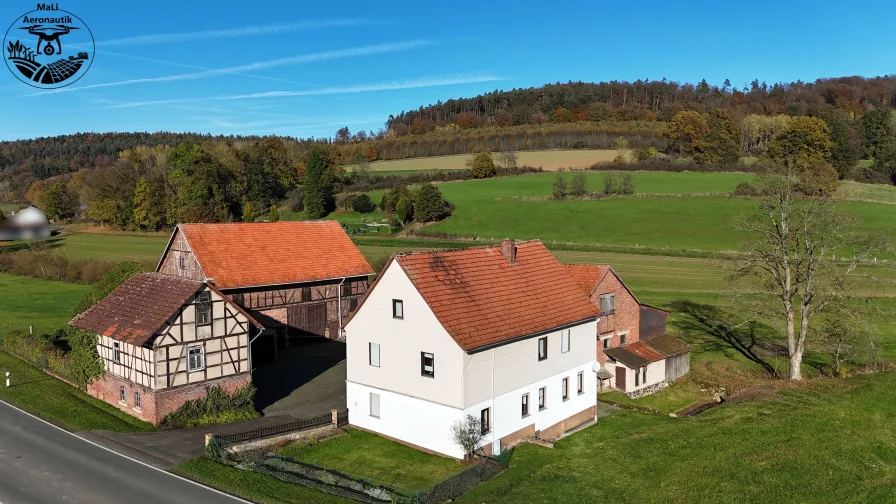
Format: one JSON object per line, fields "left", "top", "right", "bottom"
{"left": 97, "top": 19, "right": 389, "bottom": 46}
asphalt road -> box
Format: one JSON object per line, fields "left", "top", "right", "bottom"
{"left": 0, "top": 400, "right": 246, "bottom": 504}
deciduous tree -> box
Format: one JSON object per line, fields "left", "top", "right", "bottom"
{"left": 767, "top": 117, "right": 833, "bottom": 167}
{"left": 467, "top": 152, "right": 497, "bottom": 179}
{"left": 44, "top": 182, "right": 77, "bottom": 221}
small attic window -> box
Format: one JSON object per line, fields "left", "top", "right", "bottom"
{"left": 178, "top": 255, "right": 186, "bottom": 270}
{"left": 196, "top": 292, "right": 212, "bottom": 326}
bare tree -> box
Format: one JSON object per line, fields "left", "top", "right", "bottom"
{"left": 727, "top": 163, "right": 884, "bottom": 380}
{"left": 449, "top": 414, "right": 484, "bottom": 460}
{"left": 498, "top": 150, "right": 517, "bottom": 169}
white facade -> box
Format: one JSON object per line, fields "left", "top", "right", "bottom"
{"left": 345, "top": 261, "right": 598, "bottom": 458}
{"left": 603, "top": 358, "right": 666, "bottom": 394}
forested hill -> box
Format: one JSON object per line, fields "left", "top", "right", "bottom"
{"left": 385, "top": 76, "right": 896, "bottom": 135}
{"left": 0, "top": 132, "right": 273, "bottom": 180}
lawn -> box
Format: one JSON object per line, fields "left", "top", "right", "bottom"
{"left": 175, "top": 458, "right": 353, "bottom": 504}
{"left": 44, "top": 230, "right": 168, "bottom": 262}
{"left": 345, "top": 149, "right": 626, "bottom": 172}
{"left": 0, "top": 351, "right": 153, "bottom": 432}
{"left": 839, "top": 180, "right": 896, "bottom": 204}
{"left": 0, "top": 273, "right": 88, "bottom": 335}
{"left": 277, "top": 428, "right": 462, "bottom": 492}
{"left": 458, "top": 372, "right": 896, "bottom": 504}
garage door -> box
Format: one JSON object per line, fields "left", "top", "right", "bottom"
{"left": 287, "top": 303, "right": 327, "bottom": 337}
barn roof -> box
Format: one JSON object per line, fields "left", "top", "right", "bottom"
{"left": 169, "top": 221, "right": 374, "bottom": 289}
{"left": 70, "top": 273, "right": 204, "bottom": 346}
{"left": 376, "top": 240, "right": 600, "bottom": 352}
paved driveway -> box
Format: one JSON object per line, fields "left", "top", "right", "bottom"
{"left": 0, "top": 400, "right": 246, "bottom": 504}
{"left": 253, "top": 337, "right": 347, "bottom": 418}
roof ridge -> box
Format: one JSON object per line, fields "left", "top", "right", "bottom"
{"left": 394, "top": 239, "right": 544, "bottom": 258}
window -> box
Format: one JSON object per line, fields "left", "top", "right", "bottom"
{"left": 642, "top": 367, "right": 647, "bottom": 384}
{"left": 620, "top": 333, "right": 627, "bottom": 346}
{"left": 561, "top": 329, "right": 570, "bottom": 354}
{"left": 421, "top": 352, "right": 434, "bottom": 378}
{"left": 562, "top": 377, "right": 569, "bottom": 400}
{"left": 370, "top": 392, "right": 380, "bottom": 418}
{"left": 369, "top": 342, "right": 380, "bottom": 367}
{"left": 119, "top": 386, "right": 126, "bottom": 403}
{"left": 113, "top": 341, "right": 121, "bottom": 363}
{"left": 603, "top": 337, "right": 610, "bottom": 350}
{"left": 538, "top": 387, "right": 546, "bottom": 410}
{"left": 521, "top": 393, "right": 529, "bottom": 417}
{"left": 341, "top": 282, "right": 352, "bottom": 297}
{"left": 178, "top": 255, "right": 186, "bottom": 270}
{"left": 480, "top": 408, "right": 491, "bottom": 435}
{"left": 302, "top": 287, "right": 312, "bottom": 302}
{"left": 599, "top": 293, "right": 616, "bottom": 315}
{"left": 392, "top": 299, "right": 404, "bottom": 319}
{"left": 635, "top": 368, "right": 640, "bottom": 387}
{"left": 196, "top": 291, "right": 211, "bottom": 327}
{"left": 135, "top": 391, "right": 142, "bottom": 410}
{"left": 577, "top": 371, "right": 585, "bottom": 394}
{"left": 188, "top": 346, "right": 205, "bottom": 372}
{"left": 537, "top": 336, "right": 548, "bottom": 361}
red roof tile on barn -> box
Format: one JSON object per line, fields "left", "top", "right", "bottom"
{"left": 70, "top": 273, "right": 203, "bottom": 346}
{"left": 564, "top": 264, "right": 610, "bottom": 296}
{"left": 393, "top": 240, "right": 600, "bottom": 352}
{"left": 176, "top": 221, "right": 374, "bottom": 289}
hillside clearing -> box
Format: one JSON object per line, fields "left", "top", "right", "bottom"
{"left": 346, "top": 149, "right": 628, "bottom": 172}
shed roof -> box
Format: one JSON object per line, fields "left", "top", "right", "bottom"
{"left": 605, "top": 341, "right": 666, "bottom": 368}
{"left": 70, "top": 273, "right": 204, "bottom": 346}
{"left": 372, "top": 240, "right": 600, "bottom": 352}
{"left": 170, "top": 221, "right": 374, "bottom": 289}
{"left": 643, "top": 334, "right": 690, "bottom": 357}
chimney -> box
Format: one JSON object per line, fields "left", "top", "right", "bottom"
{"left": 501, "top": 239, "right": 517, "bottom": 266}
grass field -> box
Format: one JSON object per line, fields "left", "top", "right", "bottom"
{"left": 346, "top": 149, "right": 627, "bottom": 172}
{"left": 278, "top": 429, "right": 462, "bottom": 491}
{"left": 458, "top": 372, "right": 896, "bottom": 504}
{"left": 840, "top": 180, "right": 896, "bottom": 204}
{"left": 0, "top": 273, "right": 88, "bottom": 335}
{"left": 0, "top": 351, "right": 154, "bottom": 432}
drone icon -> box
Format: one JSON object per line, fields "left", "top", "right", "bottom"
{"left": 18, "top": 24, "right": 79, "bottom": 56}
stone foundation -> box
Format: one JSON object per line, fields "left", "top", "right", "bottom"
{"left": 87, "top": 372, "right": 251, "bottom": 425}
{"left": 626, "top": 381, "right": 666, "bottom": 399}
{"left": 539, "top": 405, "right": 596, "bottom": 440}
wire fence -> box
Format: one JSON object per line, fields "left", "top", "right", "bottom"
{"left": 206, "top": 436, "right": 508, "bottom": 504}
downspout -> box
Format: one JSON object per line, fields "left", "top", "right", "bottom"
{"left": 248, "top": 326, "right": 265, "bottom": 374}
{"left": 491, "top": 347, "right": 496, "bottom": 454}
{"left": 337, "top": 277, "right": 346, "bottom": 340}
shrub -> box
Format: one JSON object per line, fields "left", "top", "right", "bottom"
{"left": 68, "top": 328, "right": 104, "bottom": 388}
{"left": 570, "top": 174, "right": 587, "bottom": 197}
{"left": 467, "top": 152, "right": 497, "bottom": 179}
{"left": 76, "top": 261, "right": 151, "bottom": 313}
{"left": 633, "top": 146, "right": 657, "bottom": 162}
{"left": 552, "top": 174, "right": 567, "bottom": 199}
{"left": 159, "top": 385, "right": 259, "bottom": 430}
{"left": 733, "top": 182, "right": 761, "bottom": 197}
{"left": 603, "top": 173, "right": 619, "bottom": 195}
{"left": 413, "top": 184, "right": 452, "bottom": 222}
{"left": 0, "top": 250, "right": 123, "bottom": 285}
{"left": 351, "top": 194, "right": 376, "bottom": 213}
{"left": 396, "top": 198, "right": 413, "bottom": 224}
{"left": 621, "top": 174, "right": 635, "bottom": 195}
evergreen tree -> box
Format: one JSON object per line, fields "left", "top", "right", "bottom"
{"left": 303, "top": 145, "right": 334, "bottom": 219}
{"left": 552, "top": 174, "right": 567, "bottom": 199}
{"left": 267, "top": 204, "right": 280, "bottom": 222}
{"left": 242, "top": 199, "right": 257, "bottom": 222}
{"left": 413, "top": 183, "right": 451, "bottom": 222}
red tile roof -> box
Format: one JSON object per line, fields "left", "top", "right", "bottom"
{"left": 564, "top": 264, "right": 610, "bottom": 296}
{"left": 392, "top": 240, "right": 600, "bottom": 352}
{"left": 176, "top": 221, "right": 374, "bottom": 289}
{"left": 70, "top": 273, "right": 203, "bottom": 346}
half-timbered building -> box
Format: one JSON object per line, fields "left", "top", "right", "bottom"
{"left": 156, "top": 221, "right": 374, "bottom": 347}
{"left": 70, "top": 273, "right": 261, "bottom": 424}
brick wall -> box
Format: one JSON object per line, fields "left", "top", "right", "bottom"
{"left": 87, "top": 372, "right": 251, "bottom": 424}
{"left": 591, "top": 271, "right": 640, "bottom": 364}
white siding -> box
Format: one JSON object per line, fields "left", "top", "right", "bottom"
{"left": 347, "top": 381, "right": 465, "bottom": 458}
{"left": 605, "top": 359, "right": 665, "bottom": 393}
{"left": 466, "top": 360, "right": 596, "bottom": 450}
{"left": 462, "top": 321, "right": 596, "bottom": 408}
{"left": 345, "top": 261, "right": 464, "bottom": 408}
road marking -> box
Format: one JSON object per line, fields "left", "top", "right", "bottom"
{"left": 0, "top": 399, "right": 252, "bottom": 504}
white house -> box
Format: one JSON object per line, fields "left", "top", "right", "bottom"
{"left": 344, "top": 240, "right": 601, "bottom": 458}
{"left": 0, "top": 205, "right": 50, "bottom": 240}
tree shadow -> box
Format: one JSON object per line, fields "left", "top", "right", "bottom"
{"left": 669, "top": 300, "right": 785, "bottom": 377}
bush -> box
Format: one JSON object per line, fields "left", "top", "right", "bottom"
{"left": 76, "top": 261, "right": 151, "bottom": 313}
{"left": 633, "top": 146, "right": 657, "bottom": 162}
{"left": 347, "top": 166, "right": 543, "bottom": 193}
{"left": 351, "top": 194, "right": 376, "bottom": 213}
{"left": 159, "top": 385, "right": 259, "bottom": 430}
{"left": 733, "top": 182, "right": 761, "bottom": 197}
{"left": 552, "top": 174, "right": 567, "bottom": 199}
{"left": 603, "top": 173, "right": 619, "bottom": 195}
{"left": 413, "top": 183, "right": 452, "bottom": 222}
{"left": 467, "top": 152, "right": 497, "bottom": 179}
{"left": 0, "top": 327, "right": 78, "bottom": 383}
{"left": 570, "top": 174, "right": 587, "bottom": 197}
{"left": 0, "top": 250, "right": 123, "bottom": 285}
{"left": 621, "top": 174, "right": 635, "bottom": 195}
{"left": 396, "top": 197, "right": 413, "bottom": 224}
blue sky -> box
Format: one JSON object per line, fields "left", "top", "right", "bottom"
{"left": 1, "top": 0, "right": 894, "bottom": 141}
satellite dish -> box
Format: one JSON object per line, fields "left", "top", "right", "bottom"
{"left": 592, "top": 362, "right": 601, "bottom": 373}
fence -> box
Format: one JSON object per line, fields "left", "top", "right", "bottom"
{"left": 217, "top": 409, "right": 347, "bottom": 444}
{"left": 207, "top": 435, "right": 508, "bottom": 504}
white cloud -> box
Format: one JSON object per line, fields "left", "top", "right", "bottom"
{"left": 97, "top": 19, "right": 388, "bottom": 46}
